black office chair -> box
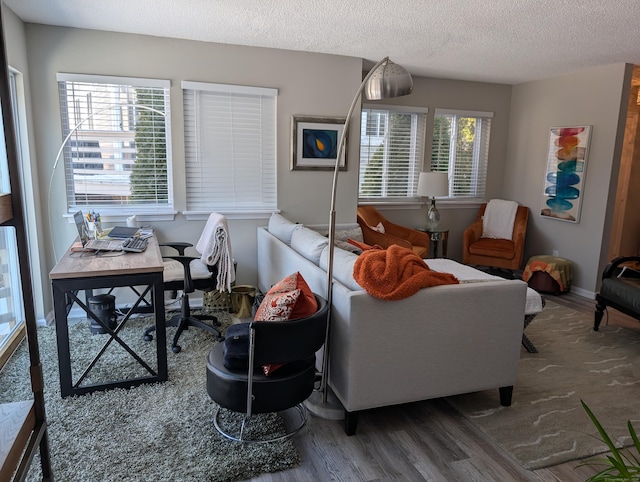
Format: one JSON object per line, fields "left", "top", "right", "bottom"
{"left": 206, "top": 294, "right": 328, "bottom": 442}
{"left": 144, "top": 213, "right": 234, "bottom": 353}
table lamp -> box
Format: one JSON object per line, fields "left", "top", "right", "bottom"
{"left": 417, "top": 171, "right": 449, "bottom": 230}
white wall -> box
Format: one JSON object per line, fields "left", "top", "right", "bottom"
{"left": 505, "top": 63, "right": 631, "bottom": 295}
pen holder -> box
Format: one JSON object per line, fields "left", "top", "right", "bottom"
{"left": 87, "top": 222, "right": 102, "bottom": 239}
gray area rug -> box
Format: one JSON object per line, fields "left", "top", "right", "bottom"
{"left": 447, "top": 300, "right": 640, "bottom": 470}
{"left": 0, "top": 310, "right": 299, "bottom": 481}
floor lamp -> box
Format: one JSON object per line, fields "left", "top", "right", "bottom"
{"left": 306, "top": 57, "right": 414, "bottom": 419}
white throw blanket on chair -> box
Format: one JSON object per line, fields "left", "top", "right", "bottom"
{"left": 482, "top": 199, "right": 518, "bottom": 240}
{"left": 195, "top": 213, "right": 235, "bottom": 292}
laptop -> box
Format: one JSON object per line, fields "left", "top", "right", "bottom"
{"left": 73, "top": 211, "right": 123, "bottom": 251}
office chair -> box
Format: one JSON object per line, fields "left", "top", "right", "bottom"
{"left": 206, "top": 294, "right": 328, "bottom": 443}
{"left": 144, "top": 213, "right": 234, "bottom": 353}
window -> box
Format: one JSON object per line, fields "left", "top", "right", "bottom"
{"left": 359, "top": 105, "right": 427, "bottom": 202}
{"left": 0, "top": 71, "right": 25, "bottom": 364}
{"left": 182, "top": 81, "right": 277, "bottom": 216}
{"left": 57, "top": 74, "right": 173, "bottom": 214}
{"left": 430, "top": 108, "right": 493, "bottom": 200}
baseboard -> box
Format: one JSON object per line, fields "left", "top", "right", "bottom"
{"left": 569, "top": 286, "right": 595, "bottom": 299}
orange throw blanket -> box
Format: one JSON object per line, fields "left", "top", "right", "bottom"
{"left": 353, "top": 245, "right": 459, "bottom": 300}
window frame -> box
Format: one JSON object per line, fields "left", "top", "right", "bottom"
{"left": 358, "top": 104, "right": 428, "bottom": 204}
{"left": 181, "top": 80, "right": 278, "bottom": 220}
{"left": 56, "top": 73, "right": 174, "bottom": 219}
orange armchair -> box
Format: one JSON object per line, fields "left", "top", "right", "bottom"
{"left": 463, "top": 202, "right": 529, "bottom": 270}
{"left": 356, "top": 206, "right": 430, "bottom": 258}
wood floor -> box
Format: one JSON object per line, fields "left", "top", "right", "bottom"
{"left": 247, "top": 292, "right": 640, "bottom": 482}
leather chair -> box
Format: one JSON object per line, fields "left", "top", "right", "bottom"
{"left": 594, "top": 256, "right": 640, "bottom": 331}
{"left": 463, "top": 202, "right": 529, "bottom": 271}
{"left": 144, "top": 213, "right": 234, "bottom": 353}
{"left": 357, "top": 205, "right": 430, "bottom": 258}
{"left": 206, "top": 295, "right": 328, "bottom": 443}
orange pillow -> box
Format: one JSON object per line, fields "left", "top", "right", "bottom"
{"left": 256, "top": 271, "right": 317, "bottom": 320}
{"left": 254, "top": 272, "right": 318, "bottom": 375}
{"left": 347, "top": 238, "right": 383, "bottom": 252}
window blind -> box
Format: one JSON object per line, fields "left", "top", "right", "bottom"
{"left": 56, "top": 74, "right": 172, "bottom": 212}
{"left": 182, "top": 81, "right": 277, "bottom": 214}
{"left": 359, "top": 105, "right": 427, "bottom": 201}
{"left": 431, "top": 108, "right": 493, "bottom": 200}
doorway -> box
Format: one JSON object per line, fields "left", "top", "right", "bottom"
{"left": 608, "top": 65, "right": 640, "bottom": 260}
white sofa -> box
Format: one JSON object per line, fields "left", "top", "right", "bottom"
{"left": 257, "top": 214, "right": 539, "bottom": 435}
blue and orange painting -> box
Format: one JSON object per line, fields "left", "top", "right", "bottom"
{"left": 302, "top": 128, "right": 338, "bottom": 159}
{"left": 540, "top": 126, "right": 591, "bottom": 223}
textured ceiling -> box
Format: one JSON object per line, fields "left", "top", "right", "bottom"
{"left": 4, "top": 0, "right": 640, "bottom": 85}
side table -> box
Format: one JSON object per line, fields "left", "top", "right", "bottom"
{"left": 416, "top": 227, "right": 449, "bottom": 258}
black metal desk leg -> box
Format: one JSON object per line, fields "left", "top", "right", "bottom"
{"left": 52, "top": 281, "right": 73, "bottom": 397}
{"left": 153, "top": 274, "right": 168, "bottom": 382}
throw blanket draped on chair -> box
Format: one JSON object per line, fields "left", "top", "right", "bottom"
{"left": 482, "top": 199, "right": 518, "bottom": 239}
{"left": 196, "top": 213, "right": 235, "bottom": 292}
{"left": 353, "top": 245, "right": 459, "bottom": 300}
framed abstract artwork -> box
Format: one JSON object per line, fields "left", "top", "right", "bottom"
{"left": 291, "top": 115, "right": 346, "bottom": 171}
{"left": 540, "top": 125, "right": 592, "bottom": 223}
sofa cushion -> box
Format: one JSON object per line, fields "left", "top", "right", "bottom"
{"left": 468, "top": 237, "right": 515, "bottom": 260}
{"left": 320, "top": 245, "right": 362, "bottom": 291}
{"left": 290, "top": 226, "right": 329, "bottom": 265}
{"left": 268, "top": 213, "right": 301, "bottom": 245}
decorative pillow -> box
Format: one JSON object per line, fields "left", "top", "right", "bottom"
{"left": 370, "top": 222, "right": 385, "bottom": 233}
{"left": 347, "top": 238, "right": 380, "bottom": 252}
{"left": 254, "top": 289, "right": 301, "bottom": 321}
{"left": 254, "top": 271, "right": 318, "bottom": 375}
{"left": 268, "top": 213, "right": 301, "bottom": 245}
{"left": 260, "top": 271, "right": 317, "bottom": 320}
{"left": 335, "top": 227, "right": 363, "bottom": 243}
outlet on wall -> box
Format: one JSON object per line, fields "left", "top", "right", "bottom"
{"left": 552, "top": 249, "right": 559, "bottom": 257}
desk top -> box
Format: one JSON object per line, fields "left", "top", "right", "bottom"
{"left": 49, "top": 235, "right": 164, "bottom": 280}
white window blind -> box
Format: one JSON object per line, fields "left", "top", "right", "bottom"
{"left": 359, "top": 105, "right": 427, "bottom": 201}
{"left": 431, "top": 108, "right": 493, "bottom": 200}
{"left": 182, "top": 81, "right": 277, "bottom": 214}
{"left": 56, "top": 74, "right": 172, "bottom": 213}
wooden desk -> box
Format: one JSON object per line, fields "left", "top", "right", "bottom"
{"left": 49, "top": 236, "right": 167, "bottom": 397}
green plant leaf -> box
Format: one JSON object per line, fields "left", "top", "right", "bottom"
{"left": 580, "top": 400, "right": 640, "bottom": 481}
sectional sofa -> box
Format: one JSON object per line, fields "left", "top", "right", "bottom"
{"left": 257, "top": 214, "right": 540, "bottom": 435}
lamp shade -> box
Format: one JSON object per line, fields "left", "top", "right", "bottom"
{"left": 417, "top": 171, "right": 449, "bottom": 198}
{"left": 364, "top": 59, "right": 413, "bottom": 100}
